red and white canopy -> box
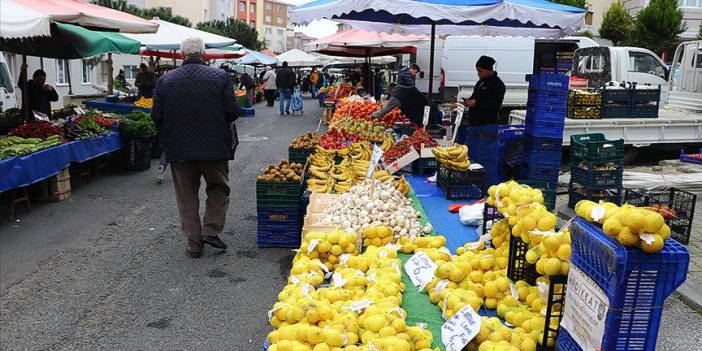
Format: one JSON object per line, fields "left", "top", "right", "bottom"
{"left": 306, "top": 28, "right": 426, "bottom": 57}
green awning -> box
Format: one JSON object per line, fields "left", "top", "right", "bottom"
{"left": 0, "top": 22, "right": 140, "bottom": 59}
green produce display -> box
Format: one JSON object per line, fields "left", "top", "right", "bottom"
{"left": 0, "top": 135, "right": 63, "bottom": 160}
{"left": 119, "top": 110, "right": 156, "bottom": 138}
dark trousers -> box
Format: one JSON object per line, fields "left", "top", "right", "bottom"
{"left": 170, "top": 160, "right": 230, "bottom": 251}
{"left": 264, "top": 89, "right": 276, "bottom": 106}
{"left": 456, "top": 123, "right": 499, "bottom": 187}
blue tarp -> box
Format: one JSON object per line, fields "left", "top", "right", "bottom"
{"left": 85, "top": 100, "right": 151, "bottom": 114}
{"left": 0, "top": 132, "right": 122, "bottom": 193}
{"left": 405, "top": 174, "right": 480, "bottom": 254}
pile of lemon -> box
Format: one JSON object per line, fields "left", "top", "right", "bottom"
{"left": 362, "top": 226, "right": 394, "bottom": 247}
{"left": 576, "top": 200, "right": 670, "bottom": 253}
{"left": 268, "top": 243, "right": 437, "bottom": 351}
{"left": 298, "top": 230, "right": 360, "bottom": 271}
{"left": 398, "top": 235, "right": 448, "bottom": 254}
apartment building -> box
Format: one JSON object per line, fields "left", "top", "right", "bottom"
{"left": 234, "top": 0, "right": 291, "bottom": 52}
{"left": 624, "top": 0, "right": 701, "bottom": 39}
{"left": 127, "top": 0, "right": 234, "bottom": 25}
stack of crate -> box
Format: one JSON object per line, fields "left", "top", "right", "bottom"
{"left": 630, "top": 84, "right": 661, "bottom": 118}
{"left": 256, "top": 178, "right": 304, "bottom": 248}
{"left": 568, "top": 133, "right": 625, "bottom": 208}
{"left": 520, "top": 72, "right": 568, "bottom": 198}
{"left": 567, "top": 89, "right": 601, "bottom": 119}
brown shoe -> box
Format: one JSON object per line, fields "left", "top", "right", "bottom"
{"left": 187, "top": 249, "right": 202, "bottom": 258}
{"left": 202, "top": 235, "right": 228, "bottom": 250}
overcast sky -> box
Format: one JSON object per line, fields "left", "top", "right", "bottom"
{"left": 285, "top": 0, "right": 339, "bottom": 38}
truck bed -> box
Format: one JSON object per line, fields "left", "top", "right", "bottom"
{"left": 509, "top": 109, "right": 702, "bottom": 146}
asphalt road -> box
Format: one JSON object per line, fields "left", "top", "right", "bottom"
{"left": 1, "top": 98, "right": 701, "bottom": 350}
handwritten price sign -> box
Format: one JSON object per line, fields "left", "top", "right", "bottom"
{"left": 404, "top": 251, "right": 438, "bottom": 288}
{"left": 442, "top": 304, "right": 481, "bottom": 351}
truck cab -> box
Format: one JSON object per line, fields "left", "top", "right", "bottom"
{"left": 0, "top": 54, "right": 17, "bottom": 111}
{"left": 572, "top": 46, "right": 669, "bottom": 99}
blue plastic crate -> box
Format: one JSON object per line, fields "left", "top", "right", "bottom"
{"left": 523, "top": 135, "right": 563, "bottom": 166}
{"left": 526, "top": 102, "right": 568, "bottom": 123}
{"left": 571, "top": 163, "right": 624, "bottom": 189}
{"left": 241, "top": 108, "right": 256, "bottom": 117}
{"left": 520, "top": 164, "right": 560, "bottom": 184}
{"left": 497, "top": 125, "right": 525, "bottom": 182}
{"left": 680, "top": 148, "right": 702, "bottom": 165}
{"left": 527, "top": 90, "right": 570, "bottom": 106}
{"left": 257, "top": 221, "right": 301, "bottom": 248}
{"left": 257, "top": 205, "right": 301, "bottom": 224}
{"left": 557, "top": 218, "right": 689, "bottom": 351}
{"left": 525, "top": 120, "right": 565, "bottom": 139}
{"left": 529, "top": 72, "right": 570, "bottom": 92}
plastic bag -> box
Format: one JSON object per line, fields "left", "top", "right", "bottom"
{"left": 458, "top": 202, "right": 484, "bottom": 226}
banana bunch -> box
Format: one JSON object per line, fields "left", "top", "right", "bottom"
{"left": 349, "top": 142, "right": 371, "bottom": 161}
{"left": 373, "top": 170, "right": 395, "bottom": 182}
{"left": 315, "top": 145, "right": 336, "bottom": 158}
{"left": 351, "top": 159, "right": 371, "bottom": 179}
{"left": 394, "top": 176, "right": 410, "bottom": 196}
{"left": 432, "top": 144, "right": 470, "bottom": 171}
{"left": 331, "top": 164, "right": 356, "bottom": 193}
{"left": 380, "top": 134, "right": 395, "bottom": 152}
{"left": 307, "top": 177, "right": 335, "bottom": 193}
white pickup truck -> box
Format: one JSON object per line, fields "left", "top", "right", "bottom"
{"left": 509, "top": 42, "right": 702, "bottom": 157}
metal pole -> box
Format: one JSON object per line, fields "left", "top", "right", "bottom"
{"left": 107, "top": 53, "right": 114, "bottom": 95}
{"left": 66, "top": 60, "right": 73, "bottom": 95}
{"left": 427, "top": 21, "right": 436, "bottom": 104}
{"left": 39, "top": 57, "right": 44, "bottom": 70}
{"left": 21, "top": 55, "right": 30, "bottom": 121}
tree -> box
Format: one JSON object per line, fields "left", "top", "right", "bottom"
{"left": 634, "top": 0, "right": 687, "bottom": 55}
{"left": 599, "top": 1, "right": 633, "bottom": 46}
{"left": 91, "top": 0, "right": 192, "bottom": 27}
{"left": 549, "top": 0, "right": 588, "bottom": 9}
{"left": 196, "top": 19, "right": 263, "bottom": 50}
{"left": 698, "top": 21, "right": 702, "bottom": 40}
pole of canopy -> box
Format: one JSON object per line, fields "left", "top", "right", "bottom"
{"left": 427, "top": 21, "right": 436, "bottom": 106}
{"left": 22, "top": 55, "right": 30, "bottom": 121}
{"left": 107, "top": 53, "right": 114, "bottom": 95}
{"left": 66, "top": 60, "right": 73, "bottom": 95}
{"left": 172, "top": 50, "right": 176, "bottom": 67}
{"left": 39, "top": 57, "right": 44, "bottom": 70}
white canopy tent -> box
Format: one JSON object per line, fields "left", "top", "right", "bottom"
{"left": 275, "top": 49, "right": 322, "bottom": 67}
{"left": 0, "top": 0, "right": 52, "bottom": 39}
{"left": 124, "top": 19, "right": 236, "bottom": 50}
{"left": 236, "top": 49, "right": 278, "bottom": 66}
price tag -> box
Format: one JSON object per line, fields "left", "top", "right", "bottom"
{"left": 366, "top": 144, "right": 385, "bottom": 180}
{"left": 451, "top": 105, "right": 464, "bottom": 144}
{"left": 33, "top": 111, "right": 49, "bottom": 121}
{"left": 74, "top": 107, "right": 86, "bottom": 115}
{"left": 434, "top": 279, "right": 449, "bottom": 296}
{"left": 345, "top": 299, "right": 374, "bottom": 312}
{"left": 301, "top": 283, "right": 315, "bottom": 297}
{"left": 332, "top": 272, "right": 347, "bottom": 288}
{"left": 557, "top": 218, "right": 574, "bottom": 235}
{"left": 339, "top": 254, "right": 350, "bottom": 266}
{"left": 307, "top": 238, "right": 320, "bottom": 253}
{"left": 591, "top": 205, "right": 606, "bottom": 222}
{"left": 290, "top": 275, "right": 300, "bottom": 284}
{"left": 441, "top": 304, "right": 482, "bottom": 351}
{"left": 537, "top": 281, "right": 550, "bottom": 301}
{"left": 423, "top": 105, "right": 430, "bottom": 126}
{"left": 391, "top": 262, "right": 401, "bottom": 276}
{"left": 510, "top": 283, "right": 520, "bottom": 300}
{"left": 404, "top": 252, "right": 439, "bottom": 288}
{"left": 316, "top": 261, "right": 330, "bottom": 273}
{"left": 267, "top": 306, "right": 282, "bottom": 322}
{"left": 639, "top": 233, "right": 655, "bottom": 244}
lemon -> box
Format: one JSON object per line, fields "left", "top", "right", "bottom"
{"left": 312, "top": 343, "right": 330, "bottom": 351}
{"left": 544, "top": 258, "right": 562, "bottom": 276}
{"left": 520, "top": 338, "right": 537, "bottom": 351}
{"left": 449, "top": 267, "right": 466, "bottom": 283}
{"left": 484, "top": 281, "right": 498, "bottom": 298}
{"left": 602, "top": 218, "right": 622, "bottom": 237}
{"left": 480, "top": 256, "right": 496, "bottom": 270}
{"left": 323, "top": 329, "right": 343, "bottom": 347}
{"left": 543, "top": 236, "right": 560, "bottom": 254}
{"left": 560, "top": 261, "right": 570, "bottom": 275}
{"left": 521, "top": 217, "right": 537, "bottom": 232}
{"left": 617, "top": 227, "right": 640, "bottom": 247}
{"left": 436, "top": 263, "right": 452, "bottom": 279}
{"left": 657, "top": 224, "right": 672, "bottom": 240}
{"left": 556, "top": 245, "right": 571, "bottom": 260}
{"left": 496, "top": 277, "right": 510, "bottom": 292}
{"left": 537, "top": 215, "right": 556, "bottom": 231}
{"left": 379, "top": 326, "right": 397, "bottom": 337}
{"left": 641, "top": 234, "right": 664, "bottom": 253}
{"left": 525, "top": 250, "right": 538, "bottom": 264}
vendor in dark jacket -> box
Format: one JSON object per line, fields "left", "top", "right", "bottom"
{"left": 371, "top": 83, "right": 428, "bottom": 127}
{"left": 151, "top": 37, "right": 240, "bottom": 258}
{"left": 275, "top": 61, "right": 296, "bottom": 115}
{"left": 17, "top": 64, "right": 58, "bottom": 119}
{"left": 456, "top": 55, "right": 506, "bottom": 187}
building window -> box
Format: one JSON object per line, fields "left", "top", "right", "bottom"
{"left": 265, "top": 15, "right": 271, "bottom": 23}
{"left": 276, "top": 16, "right": 283, "bottom": 24}
{"left": 277, "top": 29, "right": 283, "bottom": 37}
{"left": 123, "top": 65, "right": 137, "bottom": 80}
{"left": 265, "top": 39, "right": 271, "bottom": 48}
{"left": 277, "top": 40, "right": 283, "bottom": 51}
{"left": 585, "top": 11, "right": 593, "bottom": 26}
{"left": 265, "top": 27, "right": 272, "bottom": 34}
{"left": 81, "top": 61, "right": 92, "bottom": 84}
{"left": 56, "top": 59, "right": 69, "bottom": 85}
{"left": 678, "top": 0, "right": 701, "bottom": 7}
{"left": 250, "top": 3, "right": 255, "bottom": 13}
{"left": 251, "top": 20, "right": 256, "bottom": 28}
{"left": 239, "top": 1, "right": 245, "bottom": 12}
{"left": 266, "top": 2, "right": 272, "bottom": 10}
{"left": 277, "top": 5, "right": 282, "bottom": 12}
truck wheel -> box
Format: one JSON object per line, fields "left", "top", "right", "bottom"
{"left": 623, "top": 147, "right": 639, "bottom": 165}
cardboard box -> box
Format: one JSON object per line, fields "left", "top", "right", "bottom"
{"left": 308, "top": 192, "right": 339, "bottom": 213}
{"left": 384, "top": 148, "right": 420, "bottom": 174}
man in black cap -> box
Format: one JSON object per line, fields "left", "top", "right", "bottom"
{"left": 456, "top": 55, "right": 506, "bottom": 187}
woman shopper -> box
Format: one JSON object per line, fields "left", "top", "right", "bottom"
{"left": 262, "top": 66, "right": 277, "bottom": 107}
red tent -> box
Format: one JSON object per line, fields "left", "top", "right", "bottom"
{"left": 140, "top": 48, "right": 246, "bottom": 61}
{"left": 307, "top": 28, "right": 426, "bottom": 57}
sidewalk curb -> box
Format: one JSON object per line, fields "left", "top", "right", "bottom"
{"left": 676, "top": 279, "right": 702, "bottom": 313}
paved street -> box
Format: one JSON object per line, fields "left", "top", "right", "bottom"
{"left": 0, "top": 98, "right": 701, "bottom": 350}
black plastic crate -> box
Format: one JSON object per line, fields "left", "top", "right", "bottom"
{"left": 507, "top": 235, "right": 539, "bottom": 285}
{"left": 629, "top": 105, "right": 659, "bottom": 118}
{"left": 482, "top": 204, "right": 504, "bottom": 236}
{"left": 256, "top": 180, "right": 303, "bottom": 207}
{"left": 600, "top": 104, "right": 630, "bottom": 118}
{"left": 570, "top": 162, "right": 624, "bottom": 189}
{"left": 539, "top": 275, "right": 568, "bottom": 351}
{"left": 570, "top": 133, "right": 624, "bottom": 164}
{"left": 630, "top": 86, "right": 661, "bottom": 102}
{"left": 437, "top": 165, "right": 484, "bottom": 185}
{"left": 568, "top": 182, "right": 623, "bottom": 208}
{"left": 288, "top": 147, "right": 315, "bottom": 164}
{"left": 412, "top": 158, "right": 438, "bottom": 175}
{"left": 438, "top": 179, "right": 483, "bottom": 200}
{"left": 624, "top": 188, "right": 697, "bottom": 245}
{"left": 121, "top": 137, "right": 152, "bottom": 171}
{"left": 600, "top": 87, "right": 631, "bottom": 104}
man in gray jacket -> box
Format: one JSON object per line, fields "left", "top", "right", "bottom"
{"left": 151, "top": 37, "right": 240, "bottom": 258}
